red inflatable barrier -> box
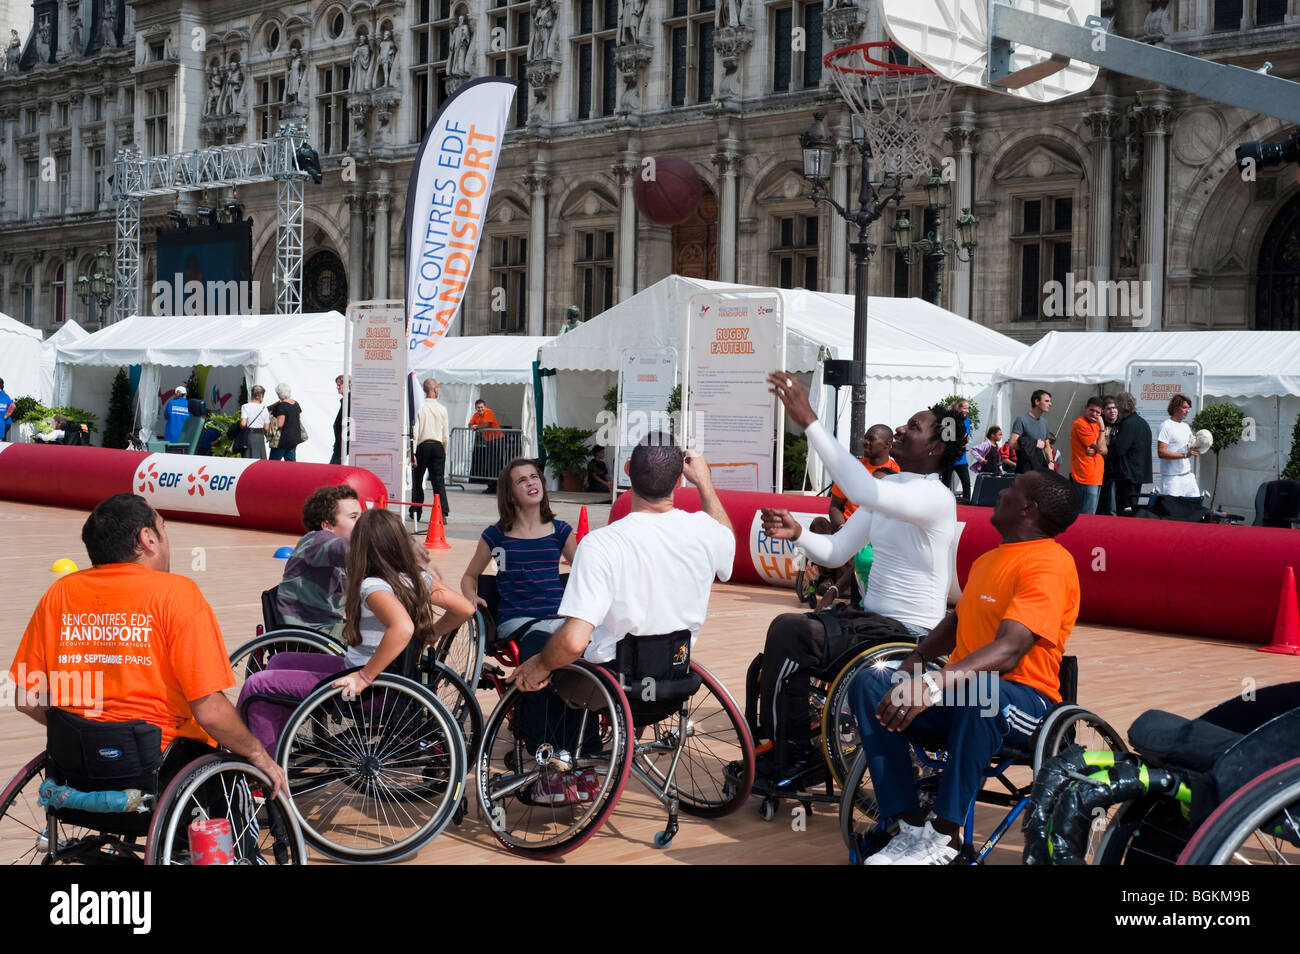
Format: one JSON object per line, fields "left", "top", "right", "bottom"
{"left": 610, "top": 489, "right": 1300, "bottom": 645}
{"left": 0, "top": 443, "right": 388, "bottom": 535}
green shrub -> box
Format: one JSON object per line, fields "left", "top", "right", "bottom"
{"left": 1190, "top": 403, "right": 1245, "bottom": 508}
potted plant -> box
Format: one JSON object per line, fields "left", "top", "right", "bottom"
{"left": 541, "top": 424, "right": 596, "bottom": 492}
{"left": 1190, "top": 403, "right": 1245, "bottom": 508}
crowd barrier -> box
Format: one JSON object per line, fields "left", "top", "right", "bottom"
{"left": 445, "top": 426, "right": 525, "bottom": 486}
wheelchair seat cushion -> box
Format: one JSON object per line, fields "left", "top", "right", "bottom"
{"left": 1126, "top": 709, "right": 1244, "bottom": 773}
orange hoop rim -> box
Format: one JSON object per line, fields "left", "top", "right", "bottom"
{"left": 822, "top": 41, "right": 933, "bottom": 77}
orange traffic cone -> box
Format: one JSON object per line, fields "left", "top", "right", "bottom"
{"left": 576, "top": 505, "right": 590, "bottom": 544}
{"left": 423, "top": 495, "right": 451, "bottom": 550}
{"left": 1259, "top": 565, "right": 1300, "bottom": 655}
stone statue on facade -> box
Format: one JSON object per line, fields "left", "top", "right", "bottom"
{"left": 205, "top": 60, "right": 224, "bottom": 114}
{"left": 36, "top": 18, "right": 51, "bottom": 63}
{"left": 286, "top": 47, "right": 307, "bottom": 103}
{"left": 448, "top": 15, "right": 472, "bottom": 76}
{"left": 6, "top": 30, "right": 21, "bottom": 72}
{"left": 716, "top": 0, "right": 745, "bottom": 28}
{"left": 102, "top": 1, "right": 119, "bottom": 49}
{"left": 351, "top": 33, "right": 372, "bottom": 92}
{"left": 374, "top": 29, "right": 397, "bottom": 88}
{"left": 618, "top": 0, "right": 647, "bottom": 45}
{"left": 70, "top": 15, "right": 83, "bottom": 58}
{"left": 530, "top": 0, "right": 557, "bottom": 60}
{"left": 1119, "top": 189, "right": 1140, "bottom": 269}
{"left": 222, "top": 57, "right": 244, "bottom": 115}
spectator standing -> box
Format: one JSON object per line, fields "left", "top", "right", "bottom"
{"left": 412, "top": 377, "right": 450, "bottom": 524}
{"left": 968, "top": 426, "right": 1003, "bottom": 475}
{"left": 1010, "top": 390, "right": 1052, "bottom": 473}
{"left": 0, "top": 377, "right": 14, "bottom": 440}
{"left": 1156, "top": 394, "right": 1201, "bottom": 498}
{"left": 1107, "top": 392, "right": 1153, "bottom": 515}
{"left": 1096, "top": 396, "right": 1121, "bottom": 516}
{"left": 468, "top": 398, "right": 503, "bottom": 493}
{"left": 240, "top": 385, "right": 270, "bottom": 460}
{"left": 586, "top": 445, "right": 612, "bottom": 493}
{"left": 940, "top": 399, "right": 973, "bottom": 502}
{"left": 268, "top": 383, "right": 304, "bottom": 462}
{"left": 162, "top": 386, "right": 189, "bottom": 443}
{"left": 330, "top": 375, "right": 347, "bottom": 465}
{"left": 1068, "top": 397, "right": 1107, "bottom": 514}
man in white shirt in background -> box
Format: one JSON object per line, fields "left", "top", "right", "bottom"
{"left": 1155, "top": 393, "right": 1201, "bottom": 499}
{"left": 753, "top": 372, "right": 965, "bottom": 779}
{"left": 511, "top": 433, "right": 735, "bottom": 690}
{"left": 412, "top": 376, "right": 451, "bottom": 524}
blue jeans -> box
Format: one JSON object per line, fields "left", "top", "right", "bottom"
{"left": 848, "top": 665, "right": 1052, "bottom": 826}
{"left": 270, "top": 445, "right": 297, "bottom": 461}
{"left": 1072, "top": 479, "right": 1099, "bottom": 515}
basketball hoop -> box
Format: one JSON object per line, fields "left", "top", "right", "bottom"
{"left": 823, "top": 41, "right": 955, "bottom": 184}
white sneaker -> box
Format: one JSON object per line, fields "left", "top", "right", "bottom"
{"left": 863, "top": 819, "right": 928, "bottom": 866}
{"left": 876, "top": 820, "right": 960, "bottom": 866}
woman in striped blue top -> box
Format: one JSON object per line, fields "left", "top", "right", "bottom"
{"left": 460, "top": 457, "right": 577, "bottom": 642}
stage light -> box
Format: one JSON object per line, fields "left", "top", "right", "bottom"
{"left": 166, "top": 209, "right": 190, "bottom": 231}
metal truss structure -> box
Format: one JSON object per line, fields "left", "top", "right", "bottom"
{"left": 112, "top": 125, "right": 310, "bottom": 320}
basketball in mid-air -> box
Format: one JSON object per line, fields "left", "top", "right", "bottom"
{"left": 632, "top": 157, "right": 703, "bottom": 226}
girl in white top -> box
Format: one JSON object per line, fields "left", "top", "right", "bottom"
{"left": 333, "top": 508, "right": 474, "bottom": 697}
{"left": 1155, "top": 394, "right": 1201, "bottom": 498}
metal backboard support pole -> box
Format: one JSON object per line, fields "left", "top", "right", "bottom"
{"left": 988, "top": 0, "right": 1300, "bottom": 126}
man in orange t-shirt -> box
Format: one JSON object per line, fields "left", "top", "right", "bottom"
{"left": 845, "top": 469, "right": 1081, "bottom": 865}
{"left": 829, "top": 424, "right": 898, "bottom": 525}
{"left": 9, "top": 494, "right": 285, "bottom": 795}
{"left": 469, "top": 398, "right": 504, "bottom": 493}
{"left": 1068, "top": 396, "right": 1107, "bottom": 515}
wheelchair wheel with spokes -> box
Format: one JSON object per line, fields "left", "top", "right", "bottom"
{"left": 1178, "top": 756, "right": 1300, "bottom": 865}
{"left": 277, "top": 674, "right": 466, "bottom": 863}
{"left": 476, "top": 661, "right": 633, "bottom": 858}
{"left": 633, "top": 662, "right": 754, "bottom": 817}
{"left": 145, "top": 754, "right": 307, "bottom": 865}
{"left": 432, "top": 611, "right": 486, "bottom": 691}
{"left": 1093, "top": 796, "right": 1190, "bottom": 865}
{"left": 421, "top": 655, "right": 484, "bottom": 762}
{"left": 821, "top": 642, "right": 934, "bottom": 786}
{"left": 839, "top": 750, "right": 881, "bottom": 864}
{"left": 226, "top": 629, "right": 345, "bottom": 705}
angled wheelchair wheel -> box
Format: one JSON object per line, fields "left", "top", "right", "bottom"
{"left": 821, "top": 642, "right": 934, "bottom": 787}
{"left": 633, "top": 662, "right": 755, "bottom": 818}
{"left": 432, "top": 610, "right": 487, "bottom": 691}
{"left": 476, "top": 661, "right": 633, "bottom": 858}
{"left": 145, "top": 754, "right": 307, "bottom": 865}
{"left": 227, "top": 629, "right": 345, "bottom": 705}
{"left": 277, "top": 674, "right": 466, "bottom": 863}
{"left": 1093, "top": 796, "right": 1190, "bottom": 866}
{"left": 839, "top": 750, "right": 878, "bottom": 863}
{"left": 1178, "top": 756, "right": 1300, "bottom": 865}
{"left": 421, "top": 655, "right": 484, "bottom": 762}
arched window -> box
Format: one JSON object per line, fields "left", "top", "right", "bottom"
{"left": 1255, "top": 191, "right": 1300, "bottom": 331}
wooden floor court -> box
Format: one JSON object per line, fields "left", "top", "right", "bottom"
{"left": 2, "top": 498, "right": 1296, "bottom": 865}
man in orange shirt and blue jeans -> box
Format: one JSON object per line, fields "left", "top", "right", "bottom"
{"left": 1068, "top": 396, "right": 1107, "bottom": 515}
{"left": 846, "top": 469, "right": 1081, "bottom": 864}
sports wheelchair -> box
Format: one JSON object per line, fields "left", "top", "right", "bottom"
{"left": 468, "top": 575, "right": 756, "bottom": 858}
{"left": 1024, "top": 680, "right": 1300, "bottom": 865}
{"left": 0, "top": 708, "right": 306, "bottom": 865}
{"left": 224, "top": 584, "right": 477, "bottom": 863}
{"left": 838, "top": 656, "right": 1129, "bottom": 864}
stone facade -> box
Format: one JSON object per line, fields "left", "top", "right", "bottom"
{"left": 0, "top": 0, "right": 1297, "bottom": 339}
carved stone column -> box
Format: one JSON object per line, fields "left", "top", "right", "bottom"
{"left": 712, "top": 145, "right": 740, "bottom": 282}
{"left": 371, "top": 189, "right": 390, "bottom": 299}
{"left": 346, "top": 190, "right": 366, "bottom": 299}
{"left": 37, "top": 98, "right": 52, "bottom": 216}
{"left": 612, "top": 156, "right": 638, "bottom": 301}
{"left": 1083, "top": 102, "right": 1121, "bottom": 330}
{"left": 1, "top": 105, "right": 18, "bottom": 219}
{"left": 523, "top": 166, "right": 550, "bottom": 335}
{"left": 69, "top": 91, "right": 84, "bottom": 213}
{"left": 1, "top": 252, "right": 12, "bottom": 315}
{"left": 943, "top": 116, "right": 979, "bottom": 318}
{"left": 32, "top": 249, "right": 45, "bottom": 327}
{"left": 828, "top": 118, "right": 851, "bottom": 293}
{"left": 1134, "top": 93, "right": 1171, "bottom": 331}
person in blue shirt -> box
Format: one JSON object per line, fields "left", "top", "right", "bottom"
{"left": 0, "top": 378, "right": 14, "bottom": 441}
{"left": 162, "top": 386, "right": 190, "bottom": 443}
{"left": 941, "top": 398, "right": 973, "bottom": 503}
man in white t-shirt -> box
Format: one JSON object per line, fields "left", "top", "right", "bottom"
{"left": 510, "top": 435, "right": 735, "bottom": 692}
{"left": 1155, "top": 394, "right": 1201, "bottom": 498}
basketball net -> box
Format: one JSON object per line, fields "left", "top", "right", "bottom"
{"left": 824, "top": 44, "right": 955, "bottom": 185}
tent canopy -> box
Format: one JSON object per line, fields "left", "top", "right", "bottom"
{"left": 40, "top": 320, "right": 89, "bottom": 405}
{"left": 56, "top": 313, "right": 346, "bottom": 463}
{"left": 1, "top": 312, "right": 44, "bottom": 403}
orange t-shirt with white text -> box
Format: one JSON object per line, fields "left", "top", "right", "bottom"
{"left": 9, "top": 564, "right": 236, "bottom": 749}
{"left": 949, "top": 539, "right": 1080, "bottom": 703}
{"left": 1070, "top": 417, "right": 1104, "bottom": 486}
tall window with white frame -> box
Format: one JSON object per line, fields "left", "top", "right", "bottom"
{"left": 57, "top": 154, "right": 71, "bottom": 213}
{"left": 771, "top": 211, "right": 819, "bottom": 290}
{"left": 411, "top": 0, "right": 455, "bottom": 139}
{"left": 25, "top": 160, "right": 37, "bottom": 217}
{"left": 318, "top": 62, "right": 352, "bottom": 155}
{"left": 665, "top": 0, "right": 715, "bottom": 108}
{"left": 145, "top": 87, "right": 169, "bottom": 155}
{"left": 486, "top": 0, "right": 531, "bottom": 128}
{"left": 91, "top": 148, "right": 105, "bottom": 209}
{"left": 1013, "top": 194, "right": 1072, "bottom": 320}
{"left": 52, "top": 263, "right": 66, "bottom": 324}
{"left": 575, "top": 228, "right": 615, "bottom": 316}
{"left": 574, "top": 0, "right": 618, "bottom": 120}
{"left": 772, "top": 1, "right": 823, "bottom": 93}
{"left": 489, "top": 233, "right": 528, "bottom": 333}
{"left": 256, "top": 74, "right": 287, "bottom": 139}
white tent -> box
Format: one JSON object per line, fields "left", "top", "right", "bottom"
{"left": 411, "top": 335, "right": 550, "bottom": 457}
{"left": 538, "top": 276, "right": 1028, "bottom": 489}
{"left": 56, "top": 313, "right": 347, "bottom": 463}
{"left": 993, "top": 331, "right": 1300, "bottom": 514}
{"left": 40, "top": 320, "right": 90, "bottom": 405}
{"left": 0, "top": 312, "right": 43, "bottom": 403}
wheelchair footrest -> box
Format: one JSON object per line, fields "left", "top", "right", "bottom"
{"left": 39, "top": 780, "right": 151, "bottom": 814}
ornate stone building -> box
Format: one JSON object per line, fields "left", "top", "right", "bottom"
{"left": 0, "top": 0, "right": 1297, "bottom": 339}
